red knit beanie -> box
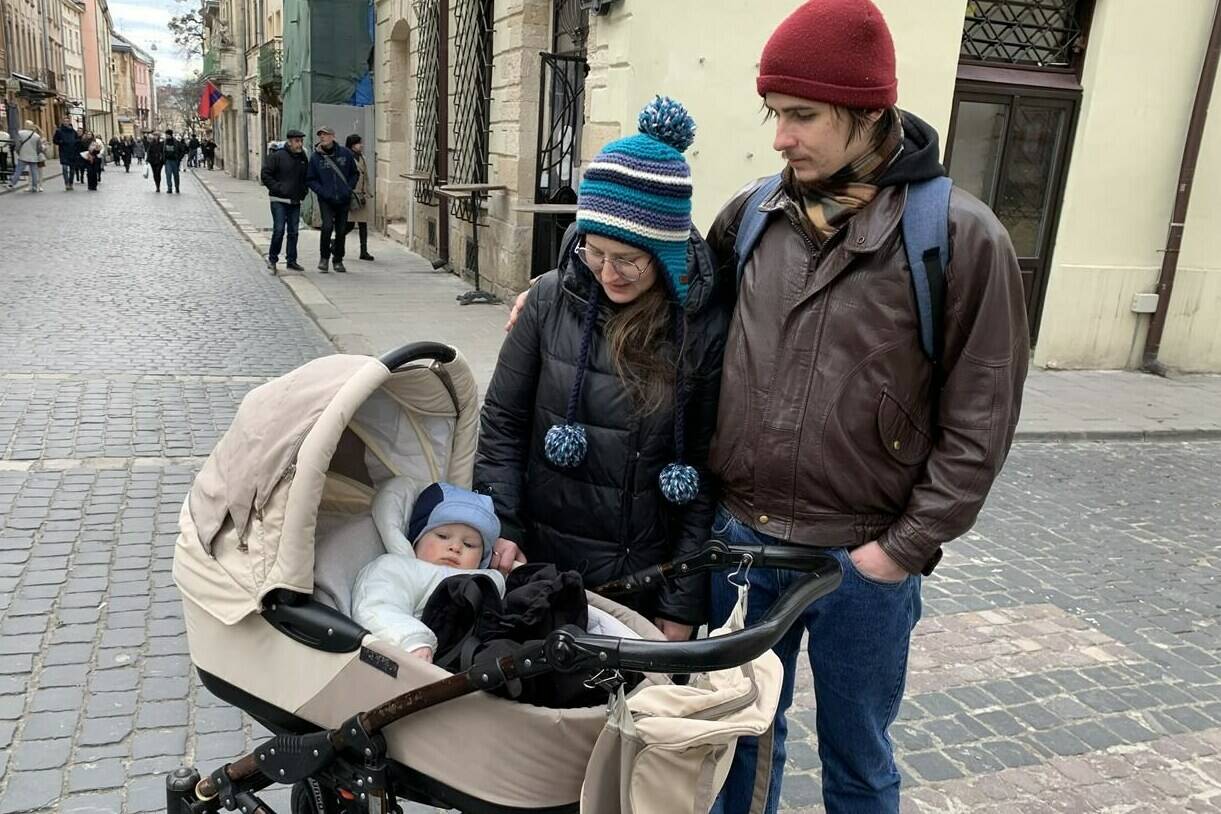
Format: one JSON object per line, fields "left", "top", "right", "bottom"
{"left": 757, "top": 0, "right": 898, "bottom": 109}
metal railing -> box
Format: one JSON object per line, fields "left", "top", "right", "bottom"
{"left": 257, "top": 38, "right": 281, "bottom": 88}
{"left": 202, "top": 48, "right": 228, "bottom": 79}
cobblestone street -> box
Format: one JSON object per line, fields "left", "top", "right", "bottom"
{"left": 1, "top": 169, "right": 1220, "bottom": 813}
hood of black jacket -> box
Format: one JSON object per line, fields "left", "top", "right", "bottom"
{"left": 555, "top": 222, "right": 719, "bottom": 318}
{"left": 876, "top": 110, "right": 946, "bottom": 188}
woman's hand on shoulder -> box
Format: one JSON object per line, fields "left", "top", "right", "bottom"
{"left": 654, "top": 618, "right": 694, "bottom": 642}
{"left": 503, "top": 274, "right": 546, "bottom": 332}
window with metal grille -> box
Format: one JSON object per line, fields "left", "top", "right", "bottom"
{"left": 961, "top": 0, "right": 1088, "bottom": 69}
{"left": 450, "top": 0, "right": 494, "bottom": 222}
{"left": 412, "top": 0, "right": 439, "bottom": 205}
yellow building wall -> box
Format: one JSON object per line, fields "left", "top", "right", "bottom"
{"left": 1032, "top": 0, "right": 1221, "bottom": 371}
{"left": 584, "top": 0, "right": 964, "bottom": 233}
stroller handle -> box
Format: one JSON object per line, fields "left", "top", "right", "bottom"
{"left": 553, "top": 551, "right": 842, "bottom": 675}
{"left": 378, "top": 342, "right": 457, "bottom": 372}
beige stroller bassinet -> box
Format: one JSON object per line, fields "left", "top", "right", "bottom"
{"left": 169, "top": 343, "right": 842, "bottom": 814}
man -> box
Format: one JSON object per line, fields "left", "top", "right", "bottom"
{"left": 187, "top": 133, "right": 201, "bottom": 168}
{"left": 305, "top": 126, "right": 358, "bottom": 273}
{"left": 260, "top": 128, "right": 309, "bottom": 274}
{"left": 202, "top": 137, "right": 217, "bottom": 170}
{"left": 699, "top": 2, "right": 1029, "bottom": 812}
{"left": 108, "top": 135, "right": 121, "bottom": 166}
{"left": 52, "top": 117, "right": 78, "bottom": 191}
{"left": 7, "top": 122, "right": 44, "bottom": 192}
{"left": 162, "top": 129, "right": 184, "bottom": 194}
{"left": 146, "top": 131, "right": 165, "bottom": 192}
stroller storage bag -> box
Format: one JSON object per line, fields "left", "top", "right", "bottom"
{"left": 581, "top": 586, "right": 782, "bottom": 814}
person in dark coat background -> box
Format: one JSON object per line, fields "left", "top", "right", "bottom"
{"left": 305, "top": 126, "right": 358, "bottom": 273}
{"left": 146, "top": 132, "right": 165, "bottom": 192}
{"left": 52, "top": 117, "right": 77, "bottom": 190}
{"left": 260, "top": 128, "right": 309, "bottom": 274}
{"left": 474, "top": 97, "right": 729, "bottom": 639}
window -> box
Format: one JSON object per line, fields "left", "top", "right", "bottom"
{"left": 961, "top": 0, "right": 1090, "bottom": 70}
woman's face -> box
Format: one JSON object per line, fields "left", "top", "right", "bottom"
{"left": 581, "top": 234, "right": 658, "bottom": 306}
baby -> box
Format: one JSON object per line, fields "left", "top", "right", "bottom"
{"left": 352, "top": 482, "right": 505, "bottom": 662}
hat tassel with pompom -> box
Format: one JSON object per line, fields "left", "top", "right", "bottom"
{"left": 544, "top": 285, "right": 601, "bottom": 469}
{"left": 658, "top": 304, "right": 700, "bottom": 505}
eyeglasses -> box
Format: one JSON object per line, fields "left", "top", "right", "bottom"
{"left": 575, "top": 244, "right": 650, "bottom": 282}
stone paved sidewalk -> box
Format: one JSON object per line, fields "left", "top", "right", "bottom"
{"left": 192, "top": 168, "right": 1221, "bottom": 439}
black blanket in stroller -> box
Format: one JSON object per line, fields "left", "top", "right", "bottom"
{"left": 423, "top": 563, "right": 632, "bottom": 708}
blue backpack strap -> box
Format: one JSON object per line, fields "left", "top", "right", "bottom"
{"left": 901, "top": 176, "right": 953, "bottom": 365}
{"left": 733, "top": 174, "right": 785, "bottom": 285}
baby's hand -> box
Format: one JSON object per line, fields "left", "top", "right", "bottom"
{"left": 411, "top": 647, "right": 434, "bottom": 663}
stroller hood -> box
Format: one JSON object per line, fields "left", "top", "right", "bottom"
{"left": 175, "top": 351, "right": 479, "bottom": 625}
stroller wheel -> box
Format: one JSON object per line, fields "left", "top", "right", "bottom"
{"left": 290, "top": 779, "right": 339, "bottom": 814}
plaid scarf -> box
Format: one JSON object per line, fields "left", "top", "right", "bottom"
{"left": 791, "top": 108, "right": 904, "bottom": 244}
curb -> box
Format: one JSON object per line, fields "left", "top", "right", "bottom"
{"left": 192, "top": 169, "right": 372, "bottom": 355}
{"left": 1013, "top": 428, "right": 1221, "bottom": 443}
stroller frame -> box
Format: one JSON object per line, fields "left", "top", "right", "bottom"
{"left": 166, "top": 540, "right": 842, "bottom": 814}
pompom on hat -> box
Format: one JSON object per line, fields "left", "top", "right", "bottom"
{"left": 757, "top": 0, "right": 898, "bottom": 109}
{"left": 544, "top": 96, "right": 701, "bottom": 505}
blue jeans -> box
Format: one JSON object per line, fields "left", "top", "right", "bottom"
{"left": 269, "top": 201, "right": 301, "bottom": 264}
{"left": 165, "top": 160, "right": 181, "bottom": 192}
{"left": 8, "top": 160, "right": 40, "bottom": 189}
{"left": 61, "top": 163, "right": 74, "bottom": 186}
{"left": 708, "top": 505, "right": 921, "bottom": 814}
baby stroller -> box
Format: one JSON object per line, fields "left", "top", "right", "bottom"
{"left": 167, "top": 343, "right": 842, "bottom": 814}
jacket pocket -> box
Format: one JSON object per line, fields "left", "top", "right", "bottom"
{"left": 876, "top": 389, "right": 932, "bottom": 466}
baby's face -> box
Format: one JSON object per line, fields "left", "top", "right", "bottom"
{"left": 415, "top": 523, "right": 484, "bottom": 569}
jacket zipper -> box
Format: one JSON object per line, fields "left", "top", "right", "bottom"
{"left": 619, "top": 430, "right": 641, "bottom": 556}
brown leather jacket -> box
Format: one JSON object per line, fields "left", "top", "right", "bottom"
{"left": 706, "top": 114, "right": 1028, "bottom": 575}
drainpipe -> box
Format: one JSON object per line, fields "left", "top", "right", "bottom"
{"left": 435, "top": 0, "right": 450, "bottom": 268}
{"left": 236, "top": 0, "right": 249, "bottom": 179}
{"left": 1142, "top": 0, "right": 1221, "bottom": 375}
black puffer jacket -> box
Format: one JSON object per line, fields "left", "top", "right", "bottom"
{"left": 474, "top": 228, "right": 730, "bottom": 625}
{"left": 260, "top": 146, "right": 309, "bottom": 203}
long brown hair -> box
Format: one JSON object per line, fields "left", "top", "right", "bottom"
{"left": 604, "top": 282, "right": 678, "bottom": 415}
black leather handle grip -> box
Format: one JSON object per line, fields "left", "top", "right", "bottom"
{"left": 554, "top": 552, "right": 842, "bottom": 674}
{"left": 378, "top": 342, "right": 457, "bottom": 372}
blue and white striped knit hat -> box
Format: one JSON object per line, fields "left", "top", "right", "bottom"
{"left": 575, "top": 96, "right": 696, "bottom": 302}
{"left": 543, "top": 97, "right": 702, "bottom": 506}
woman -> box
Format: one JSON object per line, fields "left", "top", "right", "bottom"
{"left": 73, "top": 129, "right": 87, "bottom": 184}
{"left": 344, "top": 134, "right": 374, "bottom": 261}
{"left": 133, "top": 135, "right": 146, "bottom": 165}
{"left": 474, "top": 98, "right": 728, "bottom": 640}
{"left": 82, "top": 133, "right": 105, "bottom": 191}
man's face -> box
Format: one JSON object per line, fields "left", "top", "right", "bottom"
{"left": 318, "top": 132, "right": 334, "bottom": 148}
{"left": 287, "top": 137, "right": 304, "bottom": 153}
{"left": 62, "top": 117, "right": 71, "bottom": 127}
{"left": 765, "top": 93, "right": 882, "bottom": 184}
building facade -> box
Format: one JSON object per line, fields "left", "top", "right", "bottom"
{"left": 131, "top": 45, "right": 152, "bottom": 132}
{"left": 202, "top": 0, "right": 252, "bottom": 177}
{"left": 61, "top": 0, "right": 84, "bottom": 122}
{"left": 372, "top": 0, "right": 1221, "bottom": 373}
{"left": 80, "top": 0, "right": 114, "bottom": 138}
{"left": 1, "top": 0, "right": 64, "bottom": 137}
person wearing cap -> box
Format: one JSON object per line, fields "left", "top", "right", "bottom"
{"left": 691, "top": 2, "right": 1028, "bottom": 811}
{"left": 352, "top": 481, "right": 506, "bottom": 662}
{"left": 162, "top": 129, "right": 185, "bottom": 194}
{"left": 305, "top": 125, "right": 359, "bottom": 273}
{"left": 474, "top": 97, "right": 729, "bottom": 642}
{"left": 260, "top": 128, "right": 309, "bottom": 273}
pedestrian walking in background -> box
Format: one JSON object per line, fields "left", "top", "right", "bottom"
{"left": 305, "top": 126, "right": 358, "bottom": 273}
{"left": 73, "top": 129, "right": 87, "bottom": 184}
{"left": 53, "top": 117, "right": 78, "bottom": 191}
{"left": 108, "top": 136, "right": 121, "bottom": 166}
{"left": 120, "top": 137, "right": 133, "bottom": 172}
{"left": 260, "top": 128, "right": 309, "bottom": 274}
{"left": 343, "top": 134, "right": 375, "bottom": 262}
{"left": 82, "top": 135, "right": 104, "bottom": 191}
{"left": 147, "top": 131, "right": 165, "bottom": 192}
{"left": 7, "top": 122, "right": 45, "bottom": 192}
{"left": 0, "top": 127, "right": 10, "bottom": 177}
{"left": 133, "top": 136, "right": 145, "bottom": 165}
{"left": 162, "top": 130, "right": 184, "bottom": 194}
{"left": 202, "top": 137, "right": 217, "bottom": 170}
{"left": 187, "top": 134, "right": 201, "bottom": 168}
